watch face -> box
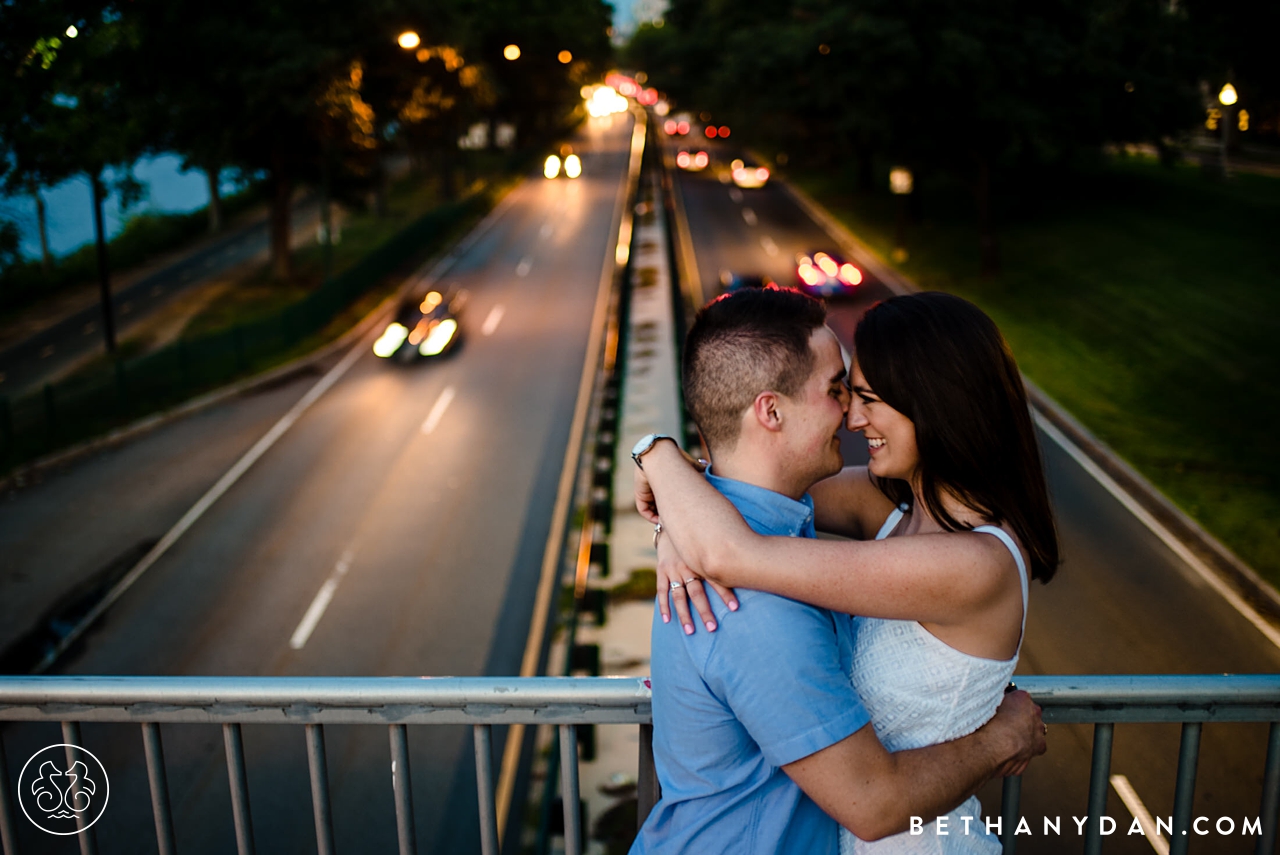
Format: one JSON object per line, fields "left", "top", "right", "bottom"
{"left": 632, "top": 434, "right": 658, "bottom": 458}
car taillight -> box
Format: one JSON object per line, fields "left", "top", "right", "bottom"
{"left": 694, "top": 152, "right": 709, "bottom": 168}
{"left": 677, "top": 152, "right": 691, "bottom": 168}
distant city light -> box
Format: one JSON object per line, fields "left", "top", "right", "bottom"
{"left": 1218, "top": 83, "right": 1238, "bottom": 106}
{"left": 1239, "top": 109, "right": 1250, "bottom": 132}
{"left": 65, "top": 25, "right": 79, "bottom": 38}
{"left": 818, "top": 44, "right": 830, "bottom": 55}
{"left": 504, "top": 44, "right": 521, "bottom": 60}
{"left": 890, "top": 167, "right": 914, "bottom": 195}
{"left": 558, "top": 50, "right": 573, "bottom": 64}
{"left": 397, "top": 31, "right": 421, "bottom": 50}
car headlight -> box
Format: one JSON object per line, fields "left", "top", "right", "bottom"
{"left": 544, "top": 155, "right": 561, "bottom": 179}
{"left": 373, "top": 323, "right": 409, "bottom": 358}
{"left": 564, "top": 154, "right": 582, "bottom": 178}
{"left": 419, "top": 318, "right": 458, "bottom": 356}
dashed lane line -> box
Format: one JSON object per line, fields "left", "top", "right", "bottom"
{"left": 1110, "top": 775, "right": 1169, "bottom": 854}
{"left": 420, "top": 386, "right": 456, "bottom": 435}
{"left": 289, "top": 547, "right": 356, "bottom": 650}
{"left": 481, "top": 305, "right": 505, "bottom": 336}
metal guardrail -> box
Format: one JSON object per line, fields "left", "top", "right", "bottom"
{"left": 1, "top": 675, "right": 1279, "bottom": 855}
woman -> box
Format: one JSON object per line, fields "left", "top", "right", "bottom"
{"left": 636, "top": 292, "right": 1058, "bottom": 853}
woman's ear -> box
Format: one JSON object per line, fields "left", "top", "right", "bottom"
{"left": 752, "top": 391, "right": 784, "bottom": 433}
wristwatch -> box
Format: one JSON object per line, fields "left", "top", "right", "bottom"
{"left": 631, "top": 434, "right": 676, "bottom": 469}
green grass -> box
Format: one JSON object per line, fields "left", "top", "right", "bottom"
{"left": 795, "top": 157, "right": 1280, "bottom": 584}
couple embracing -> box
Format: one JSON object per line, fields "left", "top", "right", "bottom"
{"left": 628, "top": 286, "right": 1056, "bottom": 853}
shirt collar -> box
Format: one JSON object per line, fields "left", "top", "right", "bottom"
{"left": 705, "top": 470, "right": 815, "bottom": 538}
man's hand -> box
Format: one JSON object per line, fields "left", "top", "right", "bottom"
{"left": 987, "top": 690, "right": 1046, "bottom": 778}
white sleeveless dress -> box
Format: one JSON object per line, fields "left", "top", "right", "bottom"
{"left": 839, "top": 507, "right": 1029, "bottom": 855}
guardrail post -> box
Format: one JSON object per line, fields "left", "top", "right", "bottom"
{"left": 389, "top": 725, "right": 417, "bottom": 855}
{"left": 0, "top": 732, "right": 19, "bottom": 855}
{"left": 473, "top": 725, "right": 499, "bottom": 855}
{"left": 62, "top": 722, "right": 99, "bottom": 855}
{"left": 305, "top": 724, "right": 336, "bottom": 855}
{"left": 1000, "top": 775, "right": 1021, "bottom": 854}
{"left": 1169, "top": 722, "right": 1202, "bottom": 855}
{"left": 637, "top": 724, "right": 660, "bottom": 830}
{"left": 141, "top": 723, "right": 178, "bottom": 855}
{"left": 222, "top": 723, "right": 256, "bottom": 855}
{"left": 1083, "top": 722, "right": 1114, "bottom": 855}
{"left": 1257, "top": 722, "right": 1280, "bottom": 855}
{"left": 559, "top": 724, "right": 583, "bottom": 855}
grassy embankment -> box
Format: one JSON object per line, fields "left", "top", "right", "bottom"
{"left": 796, "top": 158, "right": 1280, "bottom": 584}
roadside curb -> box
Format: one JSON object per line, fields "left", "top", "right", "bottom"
{"left": 777, "top": 176, "right": 1280, "bottom": 625}
{"left": 0, "top": 186, "right": 514, "bottom": 496}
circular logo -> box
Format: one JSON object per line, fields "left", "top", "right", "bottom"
{"left": 17, "top": 744, "right": 110, "bottom": 835}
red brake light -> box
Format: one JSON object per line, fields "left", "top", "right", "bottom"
{"left": 719, "top": 126, "right": 731, "bottom": 137}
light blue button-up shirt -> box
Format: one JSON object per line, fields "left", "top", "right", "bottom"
{"left": 631, "top": 473, "right": 870, "bottom": 855}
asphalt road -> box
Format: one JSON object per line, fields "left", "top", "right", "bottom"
{"left": 0, "top": 197, "right": 319, "bottom": 397}
{"left": 0, "top": 114, "right": 634, "bottom": 854}
{"left": 670, "top": 135, "right": 1280, "bottom": 854}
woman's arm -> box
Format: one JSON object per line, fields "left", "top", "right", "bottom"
{"left": 642, "top": 442, "right": 1011, "bottom": 624}
{"left": 808, "top": 466, "right": 898, "bottom": 540}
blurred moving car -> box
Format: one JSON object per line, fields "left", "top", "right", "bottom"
{"left": 795, "top": 250, "right": 864, "bottom": 297}
{"left": 719, "top": 270, "right": 778, "bottom": 293}
{"left": 730, "top": 158, "right": 770, "bottom": 188}
{"left": 676, "top": 150, "right": 710, "bottom": 171}
{"left": 544, "top": 145, "right": 582, "bottom": 179}
{"left": 373, "top": 287, "right": 467, "bottom": 361}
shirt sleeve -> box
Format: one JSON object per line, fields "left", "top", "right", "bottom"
{"left": 695, "top": 591, "right": 872, "bottom": 768}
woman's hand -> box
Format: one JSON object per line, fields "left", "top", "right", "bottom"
{"left": 635, "top": 465, "right": 660, "bottom": 525}
{"left": 656, "top": 531, "right": 738, "bottom": 634}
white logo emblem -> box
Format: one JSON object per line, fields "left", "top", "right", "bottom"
{"left": 17, "top": 744, "right": 110, "bottom": 835}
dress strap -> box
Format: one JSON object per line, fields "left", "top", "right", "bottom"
{"left": 973, "top": 525, "right": 1030, "bottom": 643}
{"left": 874, "top": 506, "right": 906, "bottom": 541}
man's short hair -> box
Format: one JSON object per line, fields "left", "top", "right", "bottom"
{"left": 683, "top": 287, "right": 828, "bottom": 452}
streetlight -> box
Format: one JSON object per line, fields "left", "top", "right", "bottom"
{"left": 503, "top": 44, "right": 521, "bottom": 60}
{"left": 65, "top": 25, "right": 78, "bottom": 38}
{"left": 1218, "top": 83, "right": 1237, "bottom": 177}
{"left": 889, "top": 167, "right": 913, "bottom": 262}
{"left": 397, "top": 31, "right": 420, "bottom": 50}
{"left": 558, "top": 50, "right": 573, "bottom": 64}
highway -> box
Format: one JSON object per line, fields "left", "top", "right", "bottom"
{"left": 668, "top": 135, "right": 1280, "bottom": 854}
{"left": 0, "top": 114, "right": 635, "bottom": 853}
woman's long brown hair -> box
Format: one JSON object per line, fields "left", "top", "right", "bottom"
{"left": 855, "top": 292, "right": 1059, "bottom": 581}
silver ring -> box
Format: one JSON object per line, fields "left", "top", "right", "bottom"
{"left": 669, "top": 579, "right": 684, "bottom": 590}
{"left": 653, "top": 522, "right": 663, "bottom": 548}
{"left": 683, "top": 579, "right": 697, "bottom": 586}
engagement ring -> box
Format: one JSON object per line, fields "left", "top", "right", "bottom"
{"left": 670, "top": 579, "right": 684, "bottom": 590}
{"left": 653, "top": 523, "right": 663, "bottom": 548}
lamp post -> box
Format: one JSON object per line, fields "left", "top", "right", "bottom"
{"left": 1218, "top": 83, "right": 1237, "bottom": 178}
{"left": 889, "top": 167, "right": 913, "bottom": 263}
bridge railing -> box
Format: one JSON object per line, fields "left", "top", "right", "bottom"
{"left": 1, "top": 674, "right": 1279, "bottom": 855}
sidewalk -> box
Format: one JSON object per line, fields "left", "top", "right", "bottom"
{"left": 0, "top": 194, "right": 322, "bottom": 395}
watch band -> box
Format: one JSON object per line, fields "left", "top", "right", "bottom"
{"left": 631, "top": 433, "right": 675, "bottom": 469}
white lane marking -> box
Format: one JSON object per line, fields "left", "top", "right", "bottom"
{"left": 729, "top": 187, "right": 743, "bottom": 203}
{"left": 761, "top": 235, "right": 778, "bottom": 257}
{"left": 516, "top": 256, "right": 532, "bottom": 277}
{"left": 33, "top": 338, "right": 369, "bottom": 673}
{"left": 481, "top": 305, "right": 505, "bottom": 336}
{"left": 1034, "top": 412, "right": 1280, "bottom": 651}
{"left": 540, "top": 222, "right": 554, "bottom": 239}
{"left": 421, "top": 386, "right": 456, "bottom": 434}
{"left": 1110, "top": 775, "right": 1169, "bottom": 854}
{"left": 742, "top": 207, "right": 758, "bottom": 226}
{"left": 290, "top": 547, "right": 356, "bottom": 649}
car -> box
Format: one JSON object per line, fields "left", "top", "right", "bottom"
{"left": 730, "top": 158, "right": 770, "bottom": 188}
{"left": 372, "top": 287, "right": 467, "bottom": 361}
{"left": 794, "top": 250, "right": 864, "bottom": 297}
{"left": 719, "top": 270, "right": 778, "bottom": 293}
{"left": 544, "top": 145, "right": 582, "bottom": 179}
{"left": 676, "top": 149, "right": 709, "bottom": 171}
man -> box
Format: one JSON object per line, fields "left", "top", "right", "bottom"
{"left": 628, "top": 287, "right": 1044, "bottom": 854}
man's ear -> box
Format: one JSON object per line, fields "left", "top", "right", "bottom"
{"left": 752, "top": 391, "right": 784, "bottom": 433}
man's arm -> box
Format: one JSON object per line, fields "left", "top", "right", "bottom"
{"left": 782, "top": 690, "right": 1046, "bottom": 841}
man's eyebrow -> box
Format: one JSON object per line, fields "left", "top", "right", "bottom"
{"left": 829, "top": 366, "right": 848, "bottom": 383}
{"left": 851, "top": 384, "right": 877, "bottom": 397}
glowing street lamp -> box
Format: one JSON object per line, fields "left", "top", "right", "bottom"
{"left": 1217, "top": 83, "right": 1238, "bottom": 177}
{"left": 65, "top": 25, "right": 78, "bottom": 38}
{"left": 558, "top": 50, "right": 573, "bottom": 64}
{"left": 397, "top": 31, "right": 421, "bottom": 50}
{"left": 503, "top": 44, "right": 521, "bottom": 60}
